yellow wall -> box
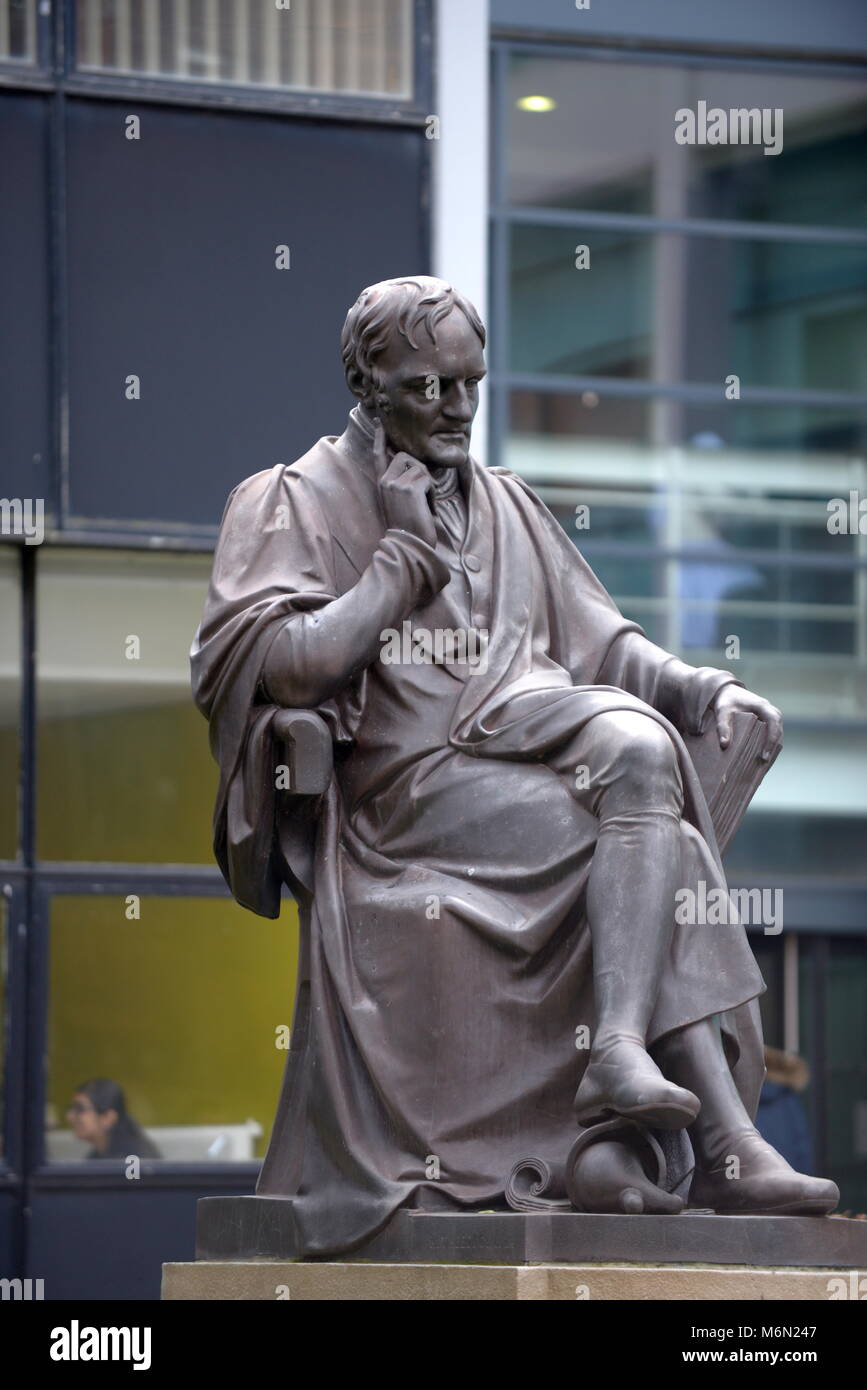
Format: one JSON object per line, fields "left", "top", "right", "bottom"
{"left": 0, "top": 726, "right": 16, "bottom": 858}
{"left": 49, "top": 894, "right": 299, "bottom": 1157}
{"left": 38, "top": 701, "right": 300, "bottom": 1158}
{"left": 37, "top": 702, "right": 218, "bottom": 863}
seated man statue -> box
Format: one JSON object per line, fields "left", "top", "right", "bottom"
{"left": 191, "top": 275, "right": 838, "bottom": 1257}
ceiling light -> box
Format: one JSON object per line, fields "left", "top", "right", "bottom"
{"left": 516, "top": 95, "right": 557, "bottom": 113}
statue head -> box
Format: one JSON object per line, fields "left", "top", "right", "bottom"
{"left": 340, "top": 275, "right": 486, "bottom": 468}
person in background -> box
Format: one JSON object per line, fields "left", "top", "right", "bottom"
{"left": 66, "top": 1077, "right": 161, "bottom": 1160}
{"left": 756, "top": 1047, "right": 813, "bottom": 1175}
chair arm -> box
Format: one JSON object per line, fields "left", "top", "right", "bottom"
{"left": 271, "top": 708, "right": 333, "bottom": 795}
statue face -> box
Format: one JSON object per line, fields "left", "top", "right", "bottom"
{"left": 371, "top": 309, "right": 486, "bottom": 468}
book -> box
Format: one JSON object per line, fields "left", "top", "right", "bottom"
{"left": 682, "top": 710, "right": 780, "bottom": 854}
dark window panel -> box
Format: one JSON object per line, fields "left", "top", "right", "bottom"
{"left": 65, "top": 98, "right": 427, "bottom": 527}
{"left": 0, "top": 93, "right": 51, "bottom": 511}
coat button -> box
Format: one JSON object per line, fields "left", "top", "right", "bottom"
{"left": 464, "top": 554, "right": 481, "bottom": 572}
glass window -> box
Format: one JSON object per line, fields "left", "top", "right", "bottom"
{"left": 64, "top": 95, "right": 428, "bottom": 530}
{"left": 45, "top": 893, "right": 299, "bottom": 1163}
{"left": 36, "top": 549, "right": 218, "bottom": 863}
{"left": 497, "top": 42, "right": 867, "bottom": 728}
{"left": 498, "top": 47, "right": 867, "bottom": 727}
{"left": 682, "top": 401, "right": 867, "bottom": 456}
{"left": 799, "top": 937, "right": 867, "bottom": 1213}
{"left": 509, "top": 223, "right": 653, "bottom": 379}
{"left": 510, "top": 389, "right": 652, "bottom": 446}
{"left": 74, "top": 0, "right": 414, "bottom": 99}
{"left": 508, "top": 222, "right": 867, "bottom": 394}
{"left": 726, "top": 812, "right": 867, "bottom": 880}
{"left": 510, "top": 391, "right": 867, "bottom": 455}
{"left": 506, "top": 54, "right": 867, "bottom": 231}
{"left": 746, "top": 934, "right": 784, "bottom": 1050}
{"left": 678, "top": 553, "right": 856, "bottom": 651}
{"left": 0, "top": 0, "right": 36, "bottom": 64}
{"left": 0, "top": 894, "right": 6, "bottom": 1157}
{"left": 0, "top": 548, "right": 20, "bottom": 860}
{"left": 507, "top": 438, "right": 867, "bottom": 719}
{"left": 0, "top": 93, "right": 52, "bottom": 509}
{"left": 508, "top": 389, "right": 867, "bottom": 458}
{"left": 824, "top": 938, "right": 867, "bottom": 1212}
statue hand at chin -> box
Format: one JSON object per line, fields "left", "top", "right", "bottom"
{"left": 375, "top": 419, "right": 438, "bottom": 549}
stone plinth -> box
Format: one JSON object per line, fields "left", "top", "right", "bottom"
{"left": 196, "top": 1198, "right": 867, "bottom": 1269}
{"left": 163, "top": 1260, "right": 863, "bottom": 1301}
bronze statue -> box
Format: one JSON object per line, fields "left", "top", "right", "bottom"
{"left": 191, "top": 276, "right": 838, "bottom": 1257}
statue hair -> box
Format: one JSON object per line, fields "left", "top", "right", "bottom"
{"left": 340, "top": 275, "right": 485, "bottom": 404}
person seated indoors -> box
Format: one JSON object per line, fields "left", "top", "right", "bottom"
{"left": 66, "top": 1077, "right": 161, "bottom": 1160}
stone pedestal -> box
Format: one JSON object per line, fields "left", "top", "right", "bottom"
{"left": 162, "top": 1260, "right": 861, "bottom": 1301}
{"left": 161, "top": 1199, "right": 867, "bottom": 1300}
{"left": 195, "top": 1197, "right": 867, "bottom": 1268}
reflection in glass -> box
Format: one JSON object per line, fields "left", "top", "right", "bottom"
{"left": 801, "top": 939, "right": 867, "bottom": 1214}
{"left": 747, "top": 934, "right": 784, "bottom": 1049}
{"left": 509, "top": 223, "right": 867, "bottom": 393}
{"left": 511, "top": 391, "right": 867, "bottom": 456}
{"left": 505, "top": 436, "right": 867, "bottom": 720}
{"left": 0, "top": 897, "right": 6, "bottom": 1156}
{"left": 46, "top": 894, "right": 299, "bottom": 1162}
{"left": 683, "top": 402, "right": 867, "bottom": 456}
{"left": 0, "top": 547, "right": 19, "bottom": 860}
{"left": 0, "top": 0, "right": 36, "bottom": 63}
{"left": 726, "top": 811, "right": 867, "bottom": 880}
{"left": 503, "top": 55, "right": 867, "bottom": 1214}
{"left": 507, "top": 53, "right": 867, "bottom": 230}
{"left": 511, "top": 390, "right": 651, "bottom": 444}
{"left": 75, "top": 0, "right": 414, "bottom": 98}
{"left": 510, "top": 224, "right": 652, "bottom": 378}
{"left": 36, "top": 549, "right": 218, "bottom": 863}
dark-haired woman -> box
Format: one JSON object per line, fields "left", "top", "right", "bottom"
{"left": 66, "top": 1078, "right": 161, "bottom": 1159}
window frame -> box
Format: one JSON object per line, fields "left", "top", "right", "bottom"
{"left": 489, "top": 37, "right": 867, "bottom": 469}
{"left": 0, "top": 2, "right": 434, "bottom": 549}
{"left": 0, "top": 0, "right": 49, "bottom": 77}
{"left": 27, "top": 873, "right": 269, "bottom": 1185}
{"left": 0, "top": 0, "right": 434, "bottom": 124}
{"left": 0, "top": 542, "right": 297, "bottom": 1183}
{"left": 489, "top": 37, "right": 867, "bottom": 720}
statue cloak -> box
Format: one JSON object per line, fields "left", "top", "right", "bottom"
{"left": 191, "top": 405, "right": 766, "bottom": 1255}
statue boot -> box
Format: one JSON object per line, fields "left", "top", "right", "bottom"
{"left": 655, "top": 1018, "right": 839, "bottom": 1215}
{"left": 575, "top": 1036, "right": 700, "bottom": 1130}
{"left": 690, "top": 1129, "right": 839, "bottom": 1215}
{"left": 574, "top": 804, "right": 700, "bottom": 1130}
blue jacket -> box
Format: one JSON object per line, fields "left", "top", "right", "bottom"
{"left": 756, "top": 1080, "right": 813, "bottom": 1174}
